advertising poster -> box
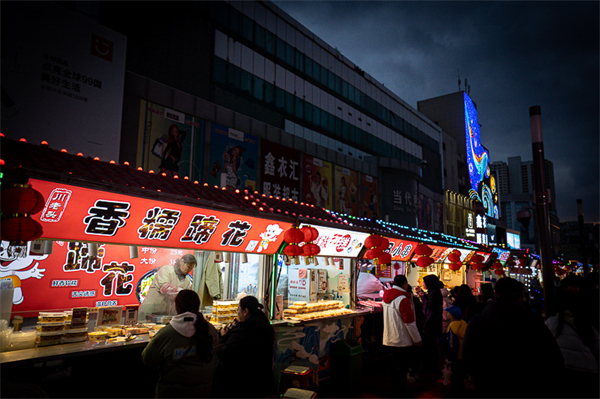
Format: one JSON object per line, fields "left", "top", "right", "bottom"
{"left": 259, "top": 140, "right": 301, "bottom": 201}
{"left": 302, "top": 155, "right": 333, "bottom": 209}
{"left": 28, "top": 179, "right": 292, "bottom": 254}
{"left": 208, "top": 123, "right": 258, "bottom": 191}
{"left": 137, "top": 100, "right": 204, "bottom": 181}
{"left": 360, "top": 174, "right": 379, "bottom": 219}
{"left": 1, "top": 2, "right": 126, "bottom": 162}
{"left": 0, "top": 240, "right": 193, "bottom": 317}
{"left": 333, "top": 166, "right": 359, "bottom": 216}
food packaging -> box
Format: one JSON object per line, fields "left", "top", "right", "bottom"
{"left": 7, "top": 330, "right": 37, "bottom": 351}
{"left": 88, "top": 331, "right": 108, "bottom": 342}
{"left": 36, "top": 322, "right": 65, "bottom": 333}
{"left": 35, "top": 330, "right": 65, "bottom": 347}
{"left": 38, "top": 312, "right": 67, "bottom": 323}
{"left": 0, "top": 327, "right": 13, "bottom": 352}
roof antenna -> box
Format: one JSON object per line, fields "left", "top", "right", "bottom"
{"left": 458, "top": 69, "right": 461, "bottom": 91}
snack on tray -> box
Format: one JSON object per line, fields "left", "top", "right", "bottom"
{"left": 35, "top": 331, "right": 64, "bottom": 343}
{"left": 38, "top": 312, "right": 67, "bottom": 323}
{"left": 36, "top": 323, "right": 65, "bottom": 332}
{"left": 88, "top": 331, "right": 108, "bottom": 342}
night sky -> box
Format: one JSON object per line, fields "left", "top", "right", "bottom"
{"left": 274, "top": 1, "right": 599, "bottom": 224}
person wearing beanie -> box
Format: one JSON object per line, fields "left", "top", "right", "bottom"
{"left": 142, "top": 289, "right": 219, "bottom": 398}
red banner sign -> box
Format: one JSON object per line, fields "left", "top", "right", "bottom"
{"left": 30, "top": 179, "right": 293, "bottom": 255}
{"left": 386, "top": 237, "right": 419, "bottom": 261}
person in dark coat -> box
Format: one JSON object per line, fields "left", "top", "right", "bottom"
{"left": 214, "top": 295, "right": 275, "bottom": 398}
{"left": 417, "top": 274, "right": 443, "bottom": 374}
{"left": 462, "top": 277, "right": 565, "bottom": 398}
{"left": 453, "top": 284, "right": 482, "bottom": 323}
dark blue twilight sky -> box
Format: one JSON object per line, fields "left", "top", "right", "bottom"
{"left": 274, "top": 1, "right": 599, "bottom": 223}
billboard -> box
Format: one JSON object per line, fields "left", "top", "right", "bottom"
{"left": 360, "top": 174, "right": 379, "bottom": 219}
{"left": 1, "top": 2, "right": 127, "bottom": 162}
{"left": 137, "top": 100, "right": 204, "bottom": 180}
{"left": 302, "top": 155, "right": 333, "bottom": 209}
{"left": 0, "top": 241, "right": 192, "bottom": 316}
{"left": 30, "top": 179, "right": 292, "bottom": 254}
{"left": 259, "top": 140, "right": 301, "bottom": 201}
{"left": 334, "top": 166, "right": 359, "bottom": 216}
{"left": 208, "top": 123, "right": 258, "bottom": 191}
{"left": 464, "top": 93, "right": 499, "bottom": 219}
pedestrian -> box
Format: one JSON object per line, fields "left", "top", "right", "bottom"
{"left": 141, "top": 289, "right": 219, "bottom": 398}
{"left": 441, "top": 286, "right": 453, "bottom": 335}
{"left": 479, "top": 283, "right": 494, "bottom": 309}
{"left": 462, "top": 277, "right": 564, "bottom": 398}
{"left": 139, "top": 254, "right": 197, "bottom": 321}
{"left": 382, "top": 275, "right": 422, "bottom": 395}
{"left": 442, "top": 305, "right": 468, "bottom": 396}
{"left": 214, "top": 295, "right": 275, "bottom": 398}
{"left": 417, "top": 274, "right": 443, "bottom": 374}
{"left": 545, "top": 275, "right": 599, "bottom": 398}
{"left": 406, "top": 284, "right": 425, "bottom": 381}
{"left": 453, "top": 284, "right": 481, "bottom": 323}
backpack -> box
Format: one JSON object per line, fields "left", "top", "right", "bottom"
{"left": 442, "top": 326, "right": 460, "bottom": 362}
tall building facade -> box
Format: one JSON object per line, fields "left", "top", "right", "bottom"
{"left": 490, "top": 156, "right": 560, "bottom": 253}
{"left": 3, "top": 0, "right": 448, "bottom": 231}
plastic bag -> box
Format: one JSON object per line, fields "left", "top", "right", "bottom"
{"left": 442, "top": 363, "right": 452, "bottom": 386}
{"left": 160, "top": 283, "right": 181, "bottom": 299}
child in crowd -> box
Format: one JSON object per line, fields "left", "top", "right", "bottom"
{"left": 443, "top": 305, "right": 468, "bottom": 395}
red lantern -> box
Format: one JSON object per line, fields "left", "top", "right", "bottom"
{"left": 471, "top": 262, "right": 484, "bottom": 270}
{"left": 364, "top": 234, "right": 382, "bottom": 249}
{"left": 448, "top": 261, "right": 462, "bottom": 271}
{"left": 417, "top": 256, "right": 434, "bottom": 268}
{"left": 0, "top": 216, "right": 43, "bottom": 243}
{"left": 377, "top": 237, "right": 390, "bottom": 251}
{"left": 301, "top": 226, "right": 319, "bottom": 242}
{"left": 284, "top": 227, "right": 304, "bottom": 244}
{"left": 492, "top": 261, "right": 503, "bottom": 270}
{"left": 393, "top": 262, "right": 401, "bottom": 270}
{"left": 377, "top": 252, "right": 392, "bottom": 266}
{"left": 470, "top": 254, "right": 484, "bottom": 264}
{"left": 1, "top": 184, "right": 45, "bottom": 215}
{"left": 448, "top": 252, "right": 461, "bottom": 263}
{"left": 494, "top": 269, "right": 505, "bottom": 276}
{"left": 366, "top": 248, "right": 384, "bottom": 260}
{"left": 415, "top": 243, "right": 433, "bottom": 257}
{"left": 302, "top": 243, "right": 321, "bottom": 256}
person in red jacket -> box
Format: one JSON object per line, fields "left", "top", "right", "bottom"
{"left": 382, "top": 274, "right": 422, "bottom": 395}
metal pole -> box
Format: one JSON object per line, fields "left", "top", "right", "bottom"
{"left": 577, "top": 199, "right": 589, "bottom": 276}
{"left": 529, "top": 106, "right": 556, "bottom": 317}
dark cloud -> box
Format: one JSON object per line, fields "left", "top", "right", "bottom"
{"left": 275, "top": 1, "right": 599, "bottom": 223}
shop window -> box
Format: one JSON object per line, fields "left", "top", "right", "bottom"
{"left": 220, "top": 253, "right": 261, "bottom": 300}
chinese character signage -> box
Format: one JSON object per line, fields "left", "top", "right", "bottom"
{"left": 259, "top": 140, "right": 301, "bottom": 201}
{"left": 137, "top": 100, "right": 204, "bottom": 181}
{"left": 302, "top": 155, "right": 333, "bottom": 209}
{"left": 0, "top": 239, "right": 193, "bottom": 316}
{"left": 1, "top": 1, "right": 126, "bottom": 162}
{"left": 360, "top": 174, "right": 379, "bottom": 219}
{"left": 386, "top": 238, "right": 419, "bottom": 262}
{"left": 334, "top": 165, "right": 359, "bottom": 216}
{"left": 301, "top": 225, "right": 369, "bottom": 258}
{"left": 208, "top": 123, "right": 258, "bottom": 191}
{"left": 31, "top": 179, "right": 292, "bottom": 254}
{"left": 410, "top": 245, "right": 449, "bottom": 262}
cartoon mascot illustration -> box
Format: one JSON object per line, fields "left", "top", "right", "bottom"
{"left": 0, "top": 241, "right": 47, "bottom": 304}
{"left": 257, "top": 224, "right": 284, "bottom": 253}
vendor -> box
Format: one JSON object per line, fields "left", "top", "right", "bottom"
{"left": 139, "top": 254, "right": 197, "bottom": 321}
{"left": 357, "top": 265, "right": 384, "bottom": 297}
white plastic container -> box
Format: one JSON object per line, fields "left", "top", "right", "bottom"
{"left": 0, "top": 280, "right": 14, "bottom": 321}
{"left": 8, "top": 330, "right": 36, "bottom": 351}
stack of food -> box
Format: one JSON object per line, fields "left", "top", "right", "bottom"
{"left": 282, "top": 301, "right": 352, "bottom": 321}
{"left": 211, "top": 300, "right": 239, "bottom": 326}
{"left": 35, "top": 312, "right": 67, "bottom": 347}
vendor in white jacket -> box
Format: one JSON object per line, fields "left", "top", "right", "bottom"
{"left": 382, "top": 274, "right": 422, "bottom": 394}
{"left": 139, "top": 254, "right": 196, "bottom": 321}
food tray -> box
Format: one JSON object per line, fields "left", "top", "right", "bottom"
{"left": 36, "top": 323, "right": 65, "bottom": 332}
{"left": 88, "top": 331, "right": 108, "bottom": 342}
{"left": 38, "top": 312, "right": 67, "bottom": 323}
{"left": 35, "top": 339, "right": 63, "bottom": 347}
{"left": 62, "top": 336, "right": 87, "bottom": 344}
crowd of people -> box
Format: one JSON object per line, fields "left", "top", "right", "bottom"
{"left": 141, "top": 291, "right": 275, "bottom": 398}
{"left": 382, "top": 272, "right": 600, "bottom": 398}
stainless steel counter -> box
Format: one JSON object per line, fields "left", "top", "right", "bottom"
{"left": 0, "top": 335, "right": 150, "bottom": 365}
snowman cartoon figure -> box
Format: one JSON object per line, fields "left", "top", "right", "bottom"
{"left": 0, "top": 241, "right": 47, "bottom": 305}
{"left": 257, "top": 224, "right": 283, "bottom": 253}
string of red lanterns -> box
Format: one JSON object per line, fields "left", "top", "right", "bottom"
{"left": 415, "top": 242, "right": 435, "bottom": 268}
{"left": 0, "top": 183, "right": 46, "bottom": 245}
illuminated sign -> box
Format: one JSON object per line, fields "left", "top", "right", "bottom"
{"left": 464, "top": 93, "right": 499, "bottom": 219}
{"left": 385, "top": 238, "right": 419, "bottom": 261}
{"left": 302, "top": 224, "right": 369, "bottom": 258}
{"left": 492, "top": 247, "right": 510, "bottom": 261}
{"left": 410, "top": 245, "right": 449, "bottom": 263}
{"left": 507, "top": 231, "right": 521, "bottom": 250}
{"left": 31, "top": 179, "right": 292, "bottom": 255}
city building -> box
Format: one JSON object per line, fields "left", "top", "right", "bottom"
{"left": 2, "top": 0, "right": 450, "bottom": 230}
{"left": 490, "top": 156, "right": 560, "bottom": 254}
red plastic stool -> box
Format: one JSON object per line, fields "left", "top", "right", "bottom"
{"left": 282, "top": 387, "right": 317, "bottom": 399}
{"left": 280, "top": 365, "right": 314, "bottom": 393}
